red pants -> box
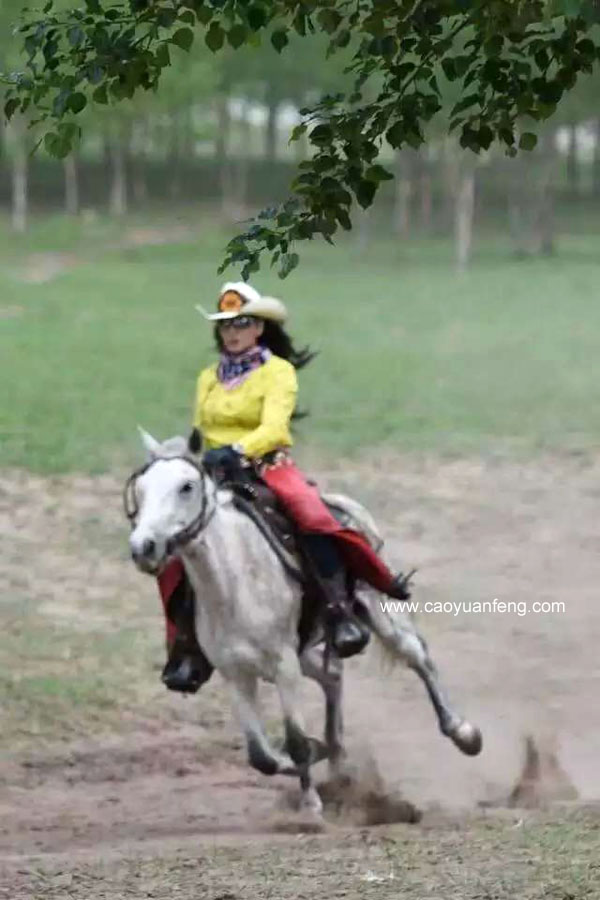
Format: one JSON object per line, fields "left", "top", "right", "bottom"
{"left": 262, "top": 459, "right": 395, "bottom": 593}
{"left": 158, "top": 459, "right": 395, "bottom": 644}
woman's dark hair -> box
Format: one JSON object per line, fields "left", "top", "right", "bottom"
{"left": 213, "top": 319, "right": 317, "bottom": 370}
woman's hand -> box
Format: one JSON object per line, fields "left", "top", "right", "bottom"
{"left": 203, "top": 445, "right": 243, "bottom": 478}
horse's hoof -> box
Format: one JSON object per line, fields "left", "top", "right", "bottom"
{"left": 300, "top": 786, "right": 324, "bottom": 817}
{"left": 308, "top": 737, "right": 329, "bottom": 765}
{"left": 451, "top": 721, "right": 483, "bottom": 756}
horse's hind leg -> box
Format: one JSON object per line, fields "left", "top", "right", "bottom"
{"left": 361, "top": 598, "right": 482, "bottom": 756}
{"left": 228, "top": 673, "right": 299, "bottom": 777}
{"left": 276, "top": 648, "right": 326, "bottom": 815}
{"left": 300, "top": 645, "right": 345, "bottom": 777}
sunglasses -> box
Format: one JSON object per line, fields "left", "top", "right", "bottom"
{"left": 218, "top": 316, "right": 256, "bottom": 331}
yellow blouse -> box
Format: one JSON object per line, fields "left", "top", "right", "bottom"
{"left": 192, "top": 354, "right": 298, "bottom": 459}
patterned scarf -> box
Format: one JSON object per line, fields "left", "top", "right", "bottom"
{"left": 217, "top": 345, "right": 271, "bottom": 390}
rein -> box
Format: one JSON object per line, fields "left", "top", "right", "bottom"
{"left": 123, "top": 455, "right": 214, "bottom": 552}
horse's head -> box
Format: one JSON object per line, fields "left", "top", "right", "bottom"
{"left": 126, "top": 427, "right": 208, "bottom": 574}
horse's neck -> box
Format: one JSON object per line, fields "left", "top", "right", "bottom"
{"left": 180, "top": 489, "right": 254, "bottom": 597}
{"left": 181, "top": 486, "right": 297, "bottom": 609}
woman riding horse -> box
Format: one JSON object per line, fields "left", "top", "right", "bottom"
{"left": 159, "top": 282, "right": 412, "bottom": 693}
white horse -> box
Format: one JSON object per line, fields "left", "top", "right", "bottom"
{"left": 127, "top": 429, "right": 482, "bottom": 815}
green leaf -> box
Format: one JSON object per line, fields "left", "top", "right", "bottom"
{"left": 441, "top": 58, "right": 456, "bottom": 81}
{"left": 335, "top": 29, "right": 351, "bottom": 48}
{"left": 93, "top": 84, "right": 108, "bottom": 104}
{"left": 451, "top": 93, "right": 480, "bottom": 116}
{"left": 365, "top": 164, "right": 393, "bottom": 183}
{"left": 157, "top": 8, "right": 177, "bottom": 27}
{"left": 68, "top": 26, "right": 84, "bottom": 47}
{"left": 247, "top": 4, "right": 268, "bottom": 30}
{"left": 477, "top": 124, "right": 494, "bottom": 150}
{"left": 356, "top": 179, "right": 376, "bottom": 209}
{"left": 156, "top": 42, "right": 170, "bottom": 68}
{"left": 68, "top": 92, "right": 87, "bottom": 114}
{"left": 87, "top": 64, "right": 104, "bottom": 85}
{"left": 227, "top": 24, "right": 247, "bottom": 48}
{"left": 4, "top": 98, "right": 20, "bottom": 120}
{"left": 336, "top": 208, "right": 352, "bottom": 231}
{"left": 205, "top": 23, "right": 224, "bottom": 52}
{"left": 196, "top": 5, "right": 212, "bottom": 25}
{"left": 386, "top": 121, "right": 404, "bottom": 148}
{"left": 44, "top": 131, "right": 71, "bottom": 158}
{"left": 279, "top": 252, "right": 299, "bottom": 278}
{"left": 289, "top": 123, "right": 307, "bottom": 142}
{"left": 317, "top": 8, "right": 342, "bottom": 34}
{"left": 485, "top": 35, "right": 503, "bottom": 56}
{"left": 309, "top": 123, "right": 333, "bottom": 145}
{"left": 171, "top": 27, "right": 194, "bottom": 52}
{"left": 519, "top": 132, "right": 538, "bottom": 151}
{"left": 271, "top": 29, "right": 288, "bottom": 53}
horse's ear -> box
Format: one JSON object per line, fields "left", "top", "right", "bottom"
{"left": 137, "top": 425, "right": 161, "bottom": 459}
{"left": 188, "top": 428, "right": 203, "bottom": 456}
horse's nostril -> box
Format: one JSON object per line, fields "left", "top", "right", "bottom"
{"left": 142, "top": 538, "right": 156, "bottom": 558}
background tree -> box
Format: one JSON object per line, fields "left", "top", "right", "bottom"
{"left": 3, "top": 1, "right": 600, "bottom": 272}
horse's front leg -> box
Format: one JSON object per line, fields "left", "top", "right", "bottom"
{"left": 276, "top": 648, "right": 328, "bottom": 815}
{"left": 300, "top": 644, "right": 345, "bottom": 778}
{"left": 363, "top": 600, "right": 482, "bottom": 756}
{"left": 227, "top": 672, "right": 298, "bottom": 777}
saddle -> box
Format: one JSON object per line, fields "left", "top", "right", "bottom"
{"left": 222, "top": 471, "right": 383, "bottom": 652}
{"left": 227, "top": 479, "right": 304, "bottom": 580}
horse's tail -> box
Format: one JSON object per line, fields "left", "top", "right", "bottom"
{"left": 357, "top": 584, "right": 421, "bottom": 672}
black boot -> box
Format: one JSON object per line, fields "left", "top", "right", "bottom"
{"left": 324, "top": 577, "right": 371, "bottom": 659}
{"left": 303, "top": 534, "right": 370, "bottom": 659}
{"left": 161, "top": 636, "right": 214, "bottom": 694}
{"left": 387, "top": 569, "right": 416, "bottom": 601}
{"left": 163, "top": 572, "right": 214, "bottom": 694}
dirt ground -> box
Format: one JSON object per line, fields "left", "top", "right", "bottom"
{"left": 1, "top": 452, "right": 599, "bottom": 898}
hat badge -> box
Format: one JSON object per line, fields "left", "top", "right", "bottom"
{"left": 219, "top": 291, "right": 244, "bottom": 313}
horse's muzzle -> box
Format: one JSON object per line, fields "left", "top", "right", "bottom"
{"left": 130, "top": 535, "right": 165, "bottom": 574}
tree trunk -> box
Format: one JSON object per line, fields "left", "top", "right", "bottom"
{"left": 419, "top": 158, "right": 433, "bottom": 232}
{"left": 354, "top": 203, "right": 373, "bottom": 252}
{"left": 169, "top": 109, "right": 183, "bottom": 199}
{"left": 0, "top": 113, "right": 6, "bottom": 164}
{"left": 235, "top": 107, "right": 250, "bottom": 212}
{"left": 455, "top": 167, "right": 475, "bottom": 272}
{"left": 10, "top": 119, "right": 27, "bottom": 233}
{"left": 392, "top": 151, "right": 411, "bottom": 237}
{"left": 440, "top": 138, "right": 459, "bottom": 236}
{"left": 215, "top": 93, "right": 233, "bottom": 217}
{"left": 566, "top": 122, "right": 578, "bottom": 196}
{"left": 109, "top": 129, "right": 127, "bottom": 216}
{"left": 181, "top": 105, "right": 195, "bottom": 160}
{"left": 130, "top": 118, "right": 150, "bottom": 206}
{"left": 264, "top": 93, "right": 279, "bottom": 163}
{"left": 64, "top": 153, "right": 79, "bottom": 216}
{"left": 221, "top": 102, "right": 249, "bottom": 221}
{"left": 532, "top": 132, "right": 556, "bottom": 257}
{"left": 215, "top": 93, "right": 230, "bottom": 161}
{"left": 593, "top": 118, "right": 600, "bottom": 197}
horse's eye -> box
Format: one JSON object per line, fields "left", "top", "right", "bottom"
{"left": 179, "top": 481, "right": 194, "bottom": 496}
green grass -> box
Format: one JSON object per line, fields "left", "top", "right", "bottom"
{"left": 2, "top": 211, "right": 600, "bottom": 472}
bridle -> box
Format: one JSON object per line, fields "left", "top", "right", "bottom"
{"left": 123, "top": 455, "right": 214, "bottom": 554}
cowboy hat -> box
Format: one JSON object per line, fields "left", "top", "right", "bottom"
{"left": 196, "top": 282, "right": 287, "bottom": 324}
